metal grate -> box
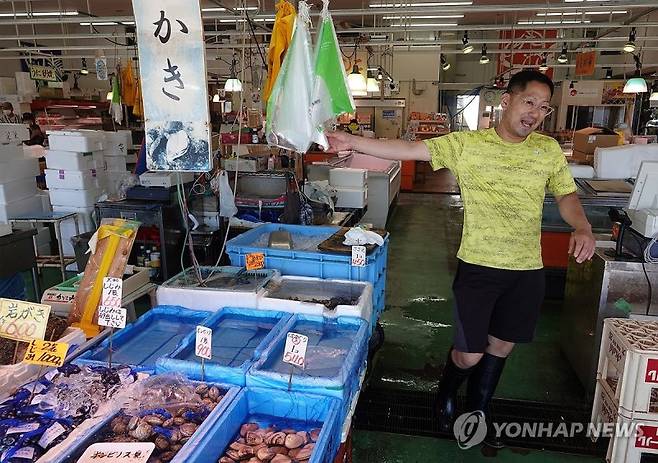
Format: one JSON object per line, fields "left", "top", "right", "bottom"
{"left": 353, "top": 388, "right": 609, "bottom": 456}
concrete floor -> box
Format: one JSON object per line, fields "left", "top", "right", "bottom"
{"left": 353, "top": 192, "right": 598, "bottom": 462}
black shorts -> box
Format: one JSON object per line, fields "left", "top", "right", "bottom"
{"left": 452, "top": 260, "right": 545, "bottom": 353}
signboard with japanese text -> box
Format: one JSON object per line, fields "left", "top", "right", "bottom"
{"left": 97, "top": 306, "right": 127, "bottom": 329}
{"left": 78, "top": 442, "right": 155, "bottom": 463}
{"left": 29, "top": 65, "right": 58, "bottom": 82}
{"left": 132, "top": 0, "right": 211, "bottom": 172}
{"left": 497, "top": 29, "right": 557, "bottom": 80}
{"left": 195, "top": 325, "right": 212, "bottom": 360}
{"left": 575, "top": 51, "right": 596, "bottom": 77}
{"left": 283, "top": 332, "right": 308, "bottom": 369}
{"left": 23, "top": 339, "right": 68, "bottom": 367}
{"left": 0, "top": 299, "right": 51, "bottom": 342}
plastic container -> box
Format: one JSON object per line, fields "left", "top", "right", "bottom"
{"left": 605, "top": 413, "right": 658, "bottom": 463}
{"left": 75, "top": 306, "right": 212, "bottom": 371}
{"left": 0, "top": 195, "right": 42, "bottom": 222}
{"left": 47, "top": 130, "right": 104, "bottom": 152}
{"left": 45, "top": 150, "right": 101, "bottom": 171}
{"left": 259, "top": 275, "right": 374, "bottom": 327}
{"left": 49, "top": 188, "right": 101, "bottom": 208}
{"left": 157, "top": 308, "right": 292, "bottom": 385}
{"left": 0, "top": 157, "right": 39, "bottom": 183}
{"left": 156, "top": 266, "right": 279, "bottom": 311}
{"left": 0, "top": 177, "right": 38, "bottom": 203}
{"left": 180, "top": 387, "right": 341, "bottom": 463}
{"left": 46, "top": 168, "right": 102, "bottom": 190}
{"left": 0, "top": 327, "right": 86, "bottom": 401}
{"left": 246, "top": 314, "right": 369, "bottom": 422}
{"left": 226, "top": 224, "right": 388, "bottom": 315}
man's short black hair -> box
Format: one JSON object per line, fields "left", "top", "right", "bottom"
{"left": 506, "top": 70, "right": 554, "bottom": 98}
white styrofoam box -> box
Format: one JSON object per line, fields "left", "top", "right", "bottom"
{"left": 15, "top": 72, "right": 36, "bottom": 96}
{"left": 49, "top": 188, "right": 101, "bottom": 208}
{"left": 45, "top": 168, "right": 101, "bottom": 190}
{"left": 0, "top": 327, "right": 86, "bottom": 401}
{"left": 47, "top": 130, "right": 105, "bottom": 153}
{"left": 0, "top": 123, "right": 29, "bottom": 144}
{"left": 330, "top": 167, "right": 368, "bottom": 189}
{"left": 37, "top": 189, "right": 51, "bottom": 212}
{"left": 52, "top": 205, "right": 95, "bottom": 231}
{"left": 105, "top": 155, "right": 127, "bottom": 172}
{"left": 0, "top": 157, "right": 39, "bottom": 184}
{"left": 0, "top": 143, "right": 24, "bottom": 160}
{"left": 0, "top": 195, "right": 42, "bottom": 222}
{"left": 597, "top": 319, "right": 658, "bottom": 419}
{"left": 45, "top": 149, "right": 101, "bottom": 171}
{"left": 569, "top": 164, "right": 595, "bottom": 179}
{"left": 258, "top": 275, "right": 373, "bottom": 323}
{"left": 0, "top": 77, "right": 16, "bottom": 95}
{"left": 139, "top": 171, "right": 194, "bottom": 188}
{"left": 103, "top": 130, "right": 132, "bottom": 155}
{"left": 59, "top": 211, "right": 96, "bottom": 256}
{"left": 335, "top": 186, "right": 368, "bottom": 208}
{"left": 594, "top": 144, "right": 658, "bottom": 179}
{"left": 0, "top": 178, "right": 37, "bottom": 204}
{"left": 605, "top": 414, "right": 658, "bottom": 463}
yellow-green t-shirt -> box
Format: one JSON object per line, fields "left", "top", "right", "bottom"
{"left": 423, "top": 128, "right": 577, "bottom": 270}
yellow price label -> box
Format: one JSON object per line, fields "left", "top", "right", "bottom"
{"left": 245, "top": 253, "right": 265, "bottom": 271}
{"left": 23, "top": 339, "right": 68, "bottom": 367}
{"left": 0, "top": 298, "right": 51, "bottom": 342}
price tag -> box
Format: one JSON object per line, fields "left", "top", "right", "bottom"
{"left": 6, "top": 423, "right": 39, "bottom": 434}
{"left": 102, "top": 277, "right": 123, "bottom": 308}
{"left": 351, "top": 246, "right": 366, "bottom": 267}
{"left": 245, "top": 253, "right": 265, "bottom": 271}
{"left": 282, "top": 332, "right": 308, "bottom": 369}
{"left": 195, "top": 326, "right": 212, "bottom": 360}
{"left": 38, "top": 422, "right": 66, "bottom": 449}
{"left": 0, "top": 298, "right": 51, "bottom": 342}
{"left": 97, "top": 306, "right": 127, "bottom": 329}
{"left": 636, "top": 425, "right": 658, "bottom": 450}
{"left": 78, "top": 442, "right": 155, "bottom": 463}
{"left": 23, "top": 339, "right": 68, "bottom": 367}
{"left": 1, "top": 447, "right": 35, "bottom": 461}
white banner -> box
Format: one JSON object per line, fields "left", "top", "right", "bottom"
{"left": 132, "top": 0, "right": 211, "bottom": 172}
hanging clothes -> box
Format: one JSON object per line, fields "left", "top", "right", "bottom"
{"left": 110, "top": 75, "right": 123, "bottom": 124}
{"left": 121, "top": 62, "right": 136, "bottom": 106}
{"left": 133, "top": 79, "right": 143, "bottom": 118}
{"left": 262, "top": 0, "right": 296, "bottom": 106}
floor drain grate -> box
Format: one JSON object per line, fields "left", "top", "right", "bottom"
{"left": 353, "top": 388, "right": 609, "bottom": 456}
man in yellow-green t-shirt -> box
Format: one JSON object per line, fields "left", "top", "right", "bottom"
{"left": 326, "top": 70, "right": 596, "bottom": 446}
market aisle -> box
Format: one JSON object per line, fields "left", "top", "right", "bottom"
{"left": 369, "top": 193, "right": 586, "bottom": 403}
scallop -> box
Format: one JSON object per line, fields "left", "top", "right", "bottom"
{"left": 284, "top": 433, "right": 304, "bottom": 450}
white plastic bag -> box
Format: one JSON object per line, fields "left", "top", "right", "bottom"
{"left": 218, "top": 171, "right": 238, "bottom": 217}
{"left": 265, "top": 1, "right": 318, "bottom": 153}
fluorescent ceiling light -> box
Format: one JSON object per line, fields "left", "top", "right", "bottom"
{"left": 219, "top": 18, "right": 274, "bottom": 23}
{"left": 536, "top": 10, "right": 625, "bottom": 16}
{"left": 80, "top": 21, "right": 118, "bottom": 26}
{"left": 585, "top": 10, "right": 627, "bottom": 14}
{"left": 202, "top": 6, "right": 258, "bottom": 11}
{"left": 0, "top": 11, "right": 78, "bottom": 17}
{"left": 518, "top": 19, "right": 590, "bottom": 24}
{"left": 383, "top": 14, "right": 464, "bottom": 19}
{"left": 370, "top": 2, "right": 472, "bottom": 7}
{"left": 121, "top": 21, "right": 134, "bottom": 25}
{"left": 389, "top": 22, "right": 458, "bottom": 27}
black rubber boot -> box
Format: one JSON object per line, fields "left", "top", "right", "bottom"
{"left": 466, "top": 352, "right": 507, "bottom": 448}
{"left": 436, "top": 348, "right": 476, "bottom": 434}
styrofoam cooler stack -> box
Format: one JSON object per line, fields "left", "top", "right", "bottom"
{"left": 45, "top": 149, "right": 103, "bottom": 171}
{"left": 334, "top": 187, "right": 367, "bottom": 208}
{"left": 47, "top": 129, "right": 105, "bottom": 153}
{"left": 45, "top": 168, "right": 102, "bottom": 190}
{"left": 104, "top": 154, "right": 127, "bottom": 172}
{"left": 103, "top": 130, "right": 132, "bottom": 156}
{"left": 0, "top": 150, "right": 42, "bottom": 222}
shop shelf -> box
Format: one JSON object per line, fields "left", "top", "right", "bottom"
{"left": 157, "top": 308, "right": 292, "bottom": 386}
{"left": 156, "top": 266, "right": 278, "bottom": 311}
{"left": 75, "top": 306, "right": 211, "bottom": 371}
{"left": 226, "top": 223, "right": 388, "bottom": 315}
{"left": 180, "top": 387, "right": 341, "bottom": 463}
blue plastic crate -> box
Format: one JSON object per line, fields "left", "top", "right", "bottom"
{"left": 246, "top": 314, "right": 368, "bottom": 423}
{"left": 226, "top": 224, "right": 389, "bottom": 313}
{"left": 181, "top": 387, "right": 341, "bottom": 463}
{"left": 156, "top": 308, "right": 293, "bottom": 386}
{"left": 50, "top": 377, "right": 240, "bottom": 463}
{"left": 75, "top": 306, "right": 212, "bottom": 371}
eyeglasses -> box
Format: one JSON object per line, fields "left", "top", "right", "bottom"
{"left": 511, "top": 92, "right": 554, "bottom": 116}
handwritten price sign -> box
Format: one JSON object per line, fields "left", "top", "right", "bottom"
{"left": 23, "top": 339, "right": 68, "bottom": 367}
{"left": 78, "top": 442, "right": 155, "bottom": 463}
{"left": 195, "top": 326, "right": 212, "bottom": 360}
{"left": 102, "top": 277, "right": 123, "bottom": 308}
{"left": 245, "top": 253, "right": 265, "bottom": 271}
{"left": 0, "top": 299, "right": 51, "bottom": 342}
{"left": 283, "top": 332, "right": 308, "bottom": 369}
{"left": 97, "top": 306, "right": 127, "bottom": 329}
{"left": 351, "top": 246, "right": 366, "bottom": 267}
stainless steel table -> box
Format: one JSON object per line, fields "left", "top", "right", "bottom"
{"left": 9, "top": 212, "right": 80, "bottom": 282}
{"left": 561, "top": 248, "right": 658, "bottom": 398}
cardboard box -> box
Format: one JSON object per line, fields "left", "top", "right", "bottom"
{"left": 571, "top": 149, "right": 594, "bottom": 165}
{"left": 572, "top": 127, "right": 619, "bottom": 154}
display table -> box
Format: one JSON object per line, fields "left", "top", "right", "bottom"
{"left": 0, "top": 228, "right": 39, "bottom": 299}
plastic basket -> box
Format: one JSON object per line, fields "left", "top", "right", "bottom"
{"left": 180, "top": 387, "right": 341, "bottom": 463}
{"left": 156, "top": 308, "right": 292, "bottom": 386}
{"left": 75, "top": 306, "right": 212, "bottom": 371}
